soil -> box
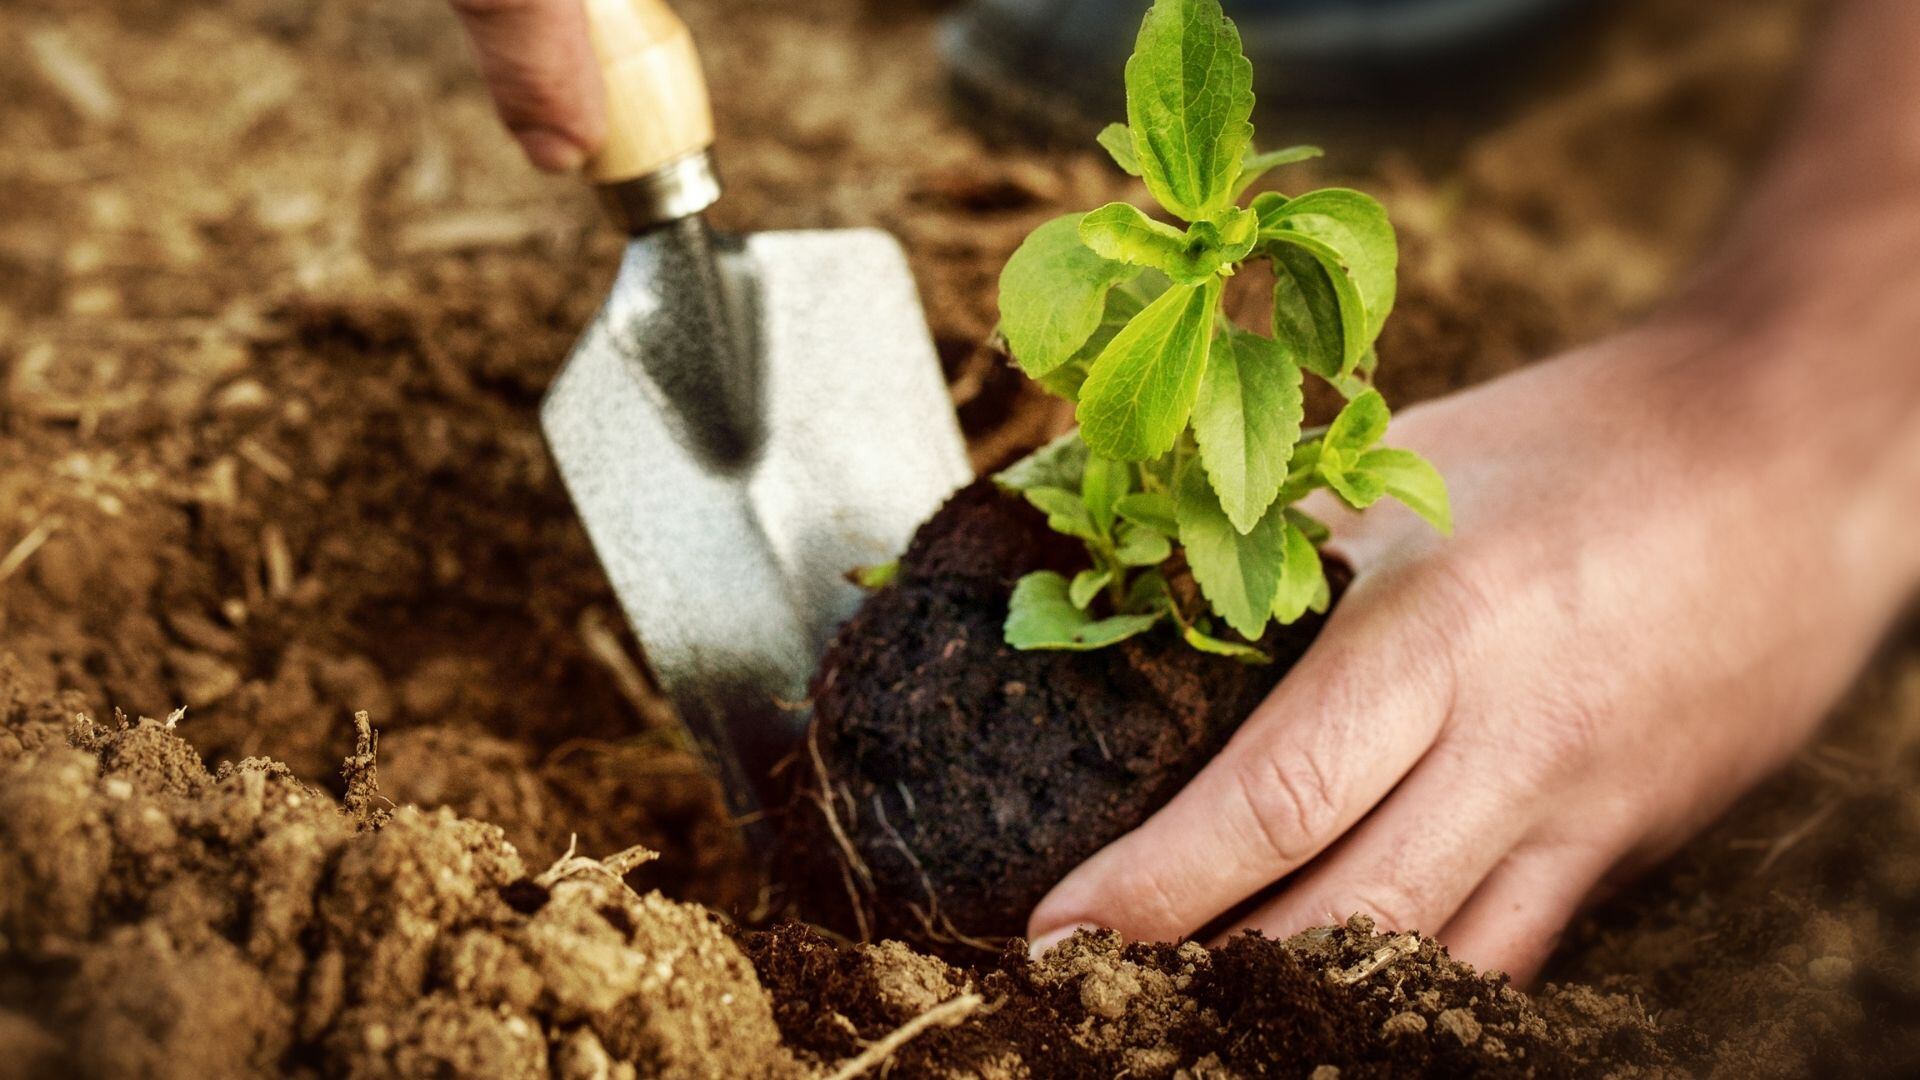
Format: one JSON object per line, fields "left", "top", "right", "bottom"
{"left": 782, "top": 479, "right": 1343, "bottom": 951}
{"left": 5, "top": 0, "right": 1920, "bottom": 1075}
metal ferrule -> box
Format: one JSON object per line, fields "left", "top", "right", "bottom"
{"left": 597, "top": 149, "right": 722, "bottom": 234}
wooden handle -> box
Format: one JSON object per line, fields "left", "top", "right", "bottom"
{"left": 582, "top": 0, "right": 714, "bottom": 185}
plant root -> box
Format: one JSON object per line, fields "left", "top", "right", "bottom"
{"left": 820, "top": 992, "right": 986, "bottom": 1080}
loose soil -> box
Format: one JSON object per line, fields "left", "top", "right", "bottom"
{"left": 4, "top": 0, "right": 1918, "bottom": 1075}
{"left": 783, "top": 479, "right": 1342, "bottom": 951}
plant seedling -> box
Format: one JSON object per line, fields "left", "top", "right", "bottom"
{"left": 994, "top": 0, "right": 1450, "bottom": 661}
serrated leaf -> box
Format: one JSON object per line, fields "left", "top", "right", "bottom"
{"left": 1272, "top": 517, "right": 1328, "bottom": 624}
{"left": 1125, "top": 0, "right": 1254, "bottom": 221}
{"left": 1024, "top": 486, "right": 1102, "bottom": 540}
{"left": 998, "top": 214, "right": 1142, "bottom": 378}
{"left": 1233, "top": 144, "right": 1323, "bottom": 197}
{"left": 1191, "top": 329, "right": 1304, "bottom": 533}
{"left": 1081, "top": 455, "right": 1131, "bottom": 533}
{"left": 1256, "top": 190, "right": 1397, "bottom": 373}
{"left": 1006, "top": 571, "right": 1164, "bottom": 650}
{"left": 1077, "top": 276, "right": 1221, "bottom": 461}
{"left": 1115, "top": 522, "right": 1173, "bottom": 566}
{"left": 1317, "top": 445, "right": 1386, "bottom": 509}
{"left": 1080, "top": 202, "right": 1192, "bottom": 274}
{"left": 1081, "top": 203, "right": 1256, "bottom": 286}
{"left": 1115, "top": 491, "right": 1179, "bottom": 536}
{"left": 1268, "top": 243, "right": 1345, "bottom": 380}
{"left": 1035, "top": 273, "right": 1172, "bottom": 402}
{"left": 1356, "top": 447, "right": 1453, "bottom": 534}
{"left": 1070, "top": 568, "right": 1113, "bottom": 609}
{"left": 1326, "top": 388, "right": 1389, "bottom": 453}
{"left": 995, "top": 430, "right": 1089, "bottom": 494}
{"left": 1098, "top": 123, "right": 1143, "bottom": 176}
{"left": 1182, "top": 624, "right": 1269, "bottom": 662}
{"left": 1177, "top": 469, "right": 1285, "bottom": 639}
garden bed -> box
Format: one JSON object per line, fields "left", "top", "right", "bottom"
{"left": 2, "top": 0, "right": 1916, "bottom": 1075}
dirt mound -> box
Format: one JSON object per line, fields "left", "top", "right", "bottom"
{"left": 0, "top": 666, "right": 796, "bottom": 1079}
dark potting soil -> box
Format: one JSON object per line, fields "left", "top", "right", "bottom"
{"left": 782, "top": 478, "right": 1343, "bottom": 950}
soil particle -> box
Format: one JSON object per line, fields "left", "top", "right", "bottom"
{"left": 786, "top": 479, "right": 1338, "bottom": 950}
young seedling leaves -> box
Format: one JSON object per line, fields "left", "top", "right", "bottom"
{"left": 1355, "top": 447, "right": 1453, "bottom": 534}
{"left": 1192, "top": 328, "right": 1304, "bottom": 533}
{"left": 1177, "top": 469, "right": 1285, "bottom": 639}
{"left": 1080, "top": 204, "right": 1258, "bottom": 285}
{"left": 1081, "top": 454, "right": 1131, "bottom": 533}
{"left": 1233, "top": 144, "right": 1323, "bottom": 198}
{"left": 1269, "top": 243, "right": 1346, "bottom": 381}
{"left": 1078, "top": 276, "right": 1222, "bottom": 460}
{"left": 995, "top": 430, "right": 1089, "bottom": 494}
{"left": 1006, "top": 571, "right": 1163, "bottom": 650}
{"left": 1125, "top": 0, "right": 1254, "bottom": 222}
{"left": 1272, "top": 514, "right": 1328, "bottom": 623}
{"left": 1070, "top": 568, "right": 1114, "bottom": 609}
{"left": 1115, "top": 491, "right": 1179, "bottom": 536}
{"left": 1097, "top": 123, "right": 1143, "bottom": 176}
{"left": 1023, "top": 486, "right": 1102, "bottom": 541}
{"left": 999, "top": 214, "right": 1141, "bottom": 378}
{"left": 1317, "top": 390, "right": 1391, "bottom": 508}
{"left": 1262, "top": 189, "right": 1397, "bottom": 342}
{"left": 1115, "top": 522, "right": 1173, "bottom": 566}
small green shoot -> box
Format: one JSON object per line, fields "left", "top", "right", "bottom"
{"left": 994, "top": 0, "right": 1449, "bottom": 659}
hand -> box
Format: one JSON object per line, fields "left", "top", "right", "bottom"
{"left": 449, "top": 0, "right": 605, "bottom": 171}
{"left": 1026, "top": 314, "right": 1917, "bottom": 983}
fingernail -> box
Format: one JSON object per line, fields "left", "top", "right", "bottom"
{"left": 1028, "top": 923, "right": 1093, "bottom": 960}
{"left": 516, "top": 127, "right": 588, "bottom": 173}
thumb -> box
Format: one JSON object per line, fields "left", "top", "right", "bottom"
{"left": 450, "top": 0, "right": 607, "bottom": 172}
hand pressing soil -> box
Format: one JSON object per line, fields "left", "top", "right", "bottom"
{"left": 782, "top": 478, "right": 1343, "bottom": 951}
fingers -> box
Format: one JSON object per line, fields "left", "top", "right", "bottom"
{"left": 1027, "top": 584, "right": 1455, "bottom": 950}
{"left": 450, "top": 0, "right": 606, "bottom": 171}
{"left": 1438, "top": 840, "right": 1618, "bottom": 986}
{"left": 1218, "top": 743, "right": 1532, "bottom": 943}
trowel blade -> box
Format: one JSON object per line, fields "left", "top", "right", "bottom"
{"left": 542, "top": 222, "right": 970, "bottom": 827}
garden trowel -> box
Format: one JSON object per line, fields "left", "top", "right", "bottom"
{"left": 542, "top": 0, "right": 970, "bottom": 837}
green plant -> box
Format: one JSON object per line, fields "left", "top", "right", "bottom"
{"left": 994, "top": 0, "right": 1449, "bottom": 660}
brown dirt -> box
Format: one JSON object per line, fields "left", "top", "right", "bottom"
{"left": 6, "top": 0, "right": 1920, "bottom": 1075}
{"left": 782, "top": 478, "right": 1339, "bottom": 952}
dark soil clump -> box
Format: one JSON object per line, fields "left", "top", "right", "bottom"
{"left": 740, "top": 917, "right": 1685, "bottom": 1077}
{"left": 783, "top": 479, "right": 1340, "bottom": 951}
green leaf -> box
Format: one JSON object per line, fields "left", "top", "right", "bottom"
{"left": 1077, "top": 276, "right": 1222, "bottom": 461}
{"left": 1191, "top": 329, "right": 1304, "bottom": 533}
{"left": 1272, "top": 517, "right": 1328, "bottom": 624}
{"left": 1125, "top": 568, "right": 1174, "bottom": 614}
{"left": 1080, "top": 203, "right": 1257, "bottom": 286}
{"left": 1177, "top": 469, "right": 1285, "bottom": 639}
{"left": 995, "top": 430, "right": 1088, "bottom": 494}
{"left": 1268, "top": 243, "right": 1345, "bottom": 381}
{"left": 1115, "top": 491, "right": 1179, "bottom": 536}
{"left": 1233, "top": 144, "right": 1323, "bottom": 197}
{"left": 1182, "top": 624, "right": 1269, "bottom": 663}
{"left": 1256, "top": 189, "right": 1397, "bottom": 370}
{"left": 1115, "top": 522, "right": 1173, "bottom": 566}
{"left": 1125, "top": 0, "right": 1255, "bottom": 221}
{"left": 1080, "top": 203, "right": 1193, "bottom": 274}
{"left": 1081, "top": 455, "right": 1131, "bottom": 533}
{"left": 1006, "top": 571, "right": 1164, "bottom": 650}
{"left": 1098, "top": 123, "right": 1143, "bottom": 176}
{"left": 1034, "top": 272, "right": 1172, "bottom": 402}
{"left": 1317, "top": 445, "right": 1386, "bottom": 508}
{"left": 1356, "top": 447, "right": 1453, "bottom": 534}
{"left": 998, "top": 214, "right": 1142, "bottom": 378}
{"left": 1287, "top": 506, "right": 1331, "bottom": 544}
{"left": 1070, "top": 568, "right": 1113, "bottom": 609}
{"left": 1326, "top": 388, "right": 1389, "bottom": 453}
{"left": 1023, "top": 486, "right": 1102, "bottom": 540}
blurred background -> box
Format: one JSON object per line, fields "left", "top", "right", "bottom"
{"left": 7, "top": 0, "right": 1918, "bottom": 1074}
